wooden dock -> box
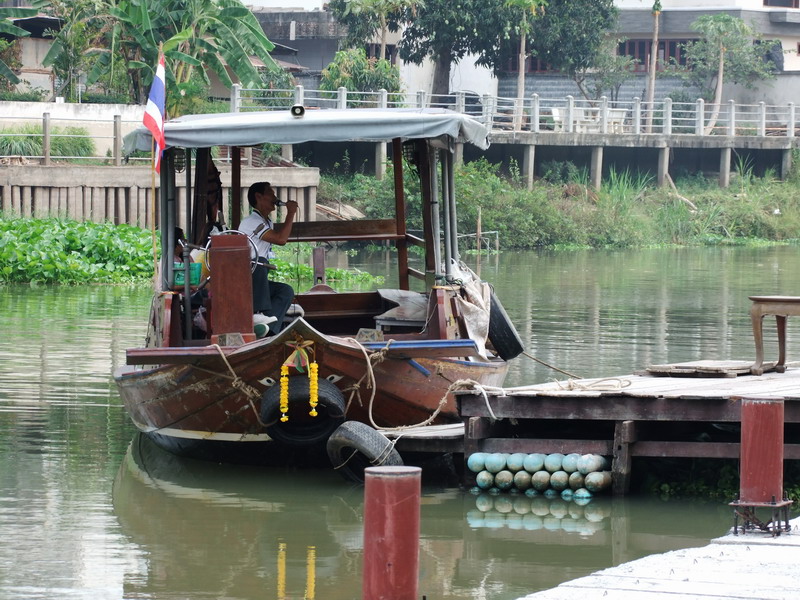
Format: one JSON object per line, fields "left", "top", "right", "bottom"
{"left": 455, "top": 361, "right": 800, "bottom": 494}
{"left": 518, "top": 517, "right": 800, "bottom": 600}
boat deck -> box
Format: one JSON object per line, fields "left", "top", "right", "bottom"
{"left": 455, "top": 361, "right": 800, "bottom": 494}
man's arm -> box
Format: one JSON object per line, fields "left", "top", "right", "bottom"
{"left": 260, "top": 201, "right": 298, "bottom": 246}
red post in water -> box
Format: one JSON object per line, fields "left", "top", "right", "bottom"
{"left": 740, "top": 396, "right": 784, "bottom": 503}
{"left": 362, "top": 466, "right": 421, "bottom": 600}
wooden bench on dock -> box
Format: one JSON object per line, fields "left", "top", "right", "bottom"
{"left": 749, "top": 295, "right": 800, "bottom": 375}
{"left": 456, "top": 364, "right": 800, "bottom": 496}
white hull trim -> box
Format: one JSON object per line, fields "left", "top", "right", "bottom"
{"left": 137, "top": 423, "right": 273, "bottom": 443}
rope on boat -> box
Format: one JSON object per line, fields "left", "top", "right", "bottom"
{"left": 207, "top": 344, "right": 269, "bottom": 427}
{"left": 343, "top": 337, "right": 457, "bottom": 432}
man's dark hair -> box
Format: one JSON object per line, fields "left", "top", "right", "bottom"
{"left": 247, "top": 181, "right": 272, "bottom": 207}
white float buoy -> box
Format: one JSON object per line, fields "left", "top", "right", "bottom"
{"left": 544, "top": 453, "right": 565, "bottom": 473}
{"left": 523, "top": 453, "right": 546, "bottom": 473}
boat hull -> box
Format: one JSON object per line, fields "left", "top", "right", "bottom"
{"left": 115, "top": 318, "right": 508, "bottom": 462}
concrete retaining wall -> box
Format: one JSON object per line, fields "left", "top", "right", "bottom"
{"left": 0, "top": 164, "right": 320, "bottom": 228}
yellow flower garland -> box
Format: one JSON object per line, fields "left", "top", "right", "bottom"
{"left": 279, "top": 364, "right": 289, "bottom": 422}
{"left": 279, "top": 339, "right": 319, "bottom": 421}
{"left": 309, "top": 362, "right": 319, "bottom": 416}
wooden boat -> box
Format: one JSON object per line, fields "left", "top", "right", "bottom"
{"left": 114, "top": 107, "right": 523, "bottom": 477}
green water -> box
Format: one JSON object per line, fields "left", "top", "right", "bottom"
{"left": 1, "top": 246, "right": 798, "bottom": 599}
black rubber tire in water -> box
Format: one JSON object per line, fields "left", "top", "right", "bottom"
{"left": 488, "top": 291, "right": 524, "bottom": 360}
{"left": 326, "top": 421, "right": 404, "bottom": 483}
{"left": 261, "top": 376, "right": 346, "bottom": 446}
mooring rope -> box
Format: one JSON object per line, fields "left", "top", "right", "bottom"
{"left": 521, "top": 350, "right": 582, "bottom": 379}
{"left": 553, "top": 377, "right": 632, "bottom": 391}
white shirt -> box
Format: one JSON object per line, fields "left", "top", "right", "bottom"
{"left": 238, "top": 209, "right": 275, "bottom": 261}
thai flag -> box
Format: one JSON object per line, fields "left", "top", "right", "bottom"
{"left": 142, "top": 53, "right": 166, "bottom": 173}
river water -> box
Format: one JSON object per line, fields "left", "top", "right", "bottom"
{"left": 1, "top": 246, "right": 799, "bottom": 600}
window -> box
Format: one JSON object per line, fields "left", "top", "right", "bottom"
{"left": 365, "top": 43, "right": 397, "bottom": 64}
{"left": 618, "top": 39, "right": 689, "bottom": 72}
{"left": 764, "top": 0, "right": 799, "bottom": 8}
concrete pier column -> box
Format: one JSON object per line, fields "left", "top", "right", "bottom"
{"left": 375, "top": 142, "right": 387, "bottom": 180}
{"left": 523, "top": 143, "right": 535, "bottom": 190}
{"left": 375, "top": 88, "right": 388, "bottom": 179}
{"left": 782, "top": 148, "right": 793, "bottom": 181}
{"left": 657, "top": 147, "right": 670, "bottom": 187}
{"left": 719, "top": 147, "right": 731, "bottom": 188}
{"left": 590, "top": 146, "right": 603, "bottom": 190}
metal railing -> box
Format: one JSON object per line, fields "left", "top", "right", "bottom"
{"left": 232, "top": 84, "right": 798, "bottom": 139}
{"left": 1, "top": 87, "right": 797, "bottom": 165}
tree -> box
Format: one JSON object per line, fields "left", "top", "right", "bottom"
{"left": 504, "top": 0, "right": 546, "bottom": 126}
{"left": 644, "top": 1, "right": 661, "bottom": 133}
{"left": 674, "top": 14, "right": 776, "bottom": 134}
{"left": 0, "top": 5, "right": 40, "bottom": 85}
{"left": 42, "top": 0, "right": 279, "bottom": 108}
{"left": 397, "top": 0, "right": 511, "bottom": 97}
{"left": 320, "top": 47, "right": 402, "bottom": 105}
{"left": 575, "top": 37, "right": 637, "bottom": 102}
{"left": 338, "top": 0, "right": 421, "bottom": 62}
{"left": 42, "top": 0, "right": 107, "bottom": 102}
{"left": 525, "top": 0, "right": 617, "bottom": 92}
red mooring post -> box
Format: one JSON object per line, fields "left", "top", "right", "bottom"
{"left": 740, "top": 396, "right": 784, "bottom": 503}
{"left": 363, "top": 466, "right": 421, "bottom": 600}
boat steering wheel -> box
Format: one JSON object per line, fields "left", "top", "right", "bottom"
{"left": 203, "top": 229, "right": 260, "bottom": 274}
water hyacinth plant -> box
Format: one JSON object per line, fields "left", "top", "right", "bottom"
{"left": 0, "top": 217, "right": 154, "bottom": 284}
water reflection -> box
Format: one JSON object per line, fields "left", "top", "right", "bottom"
{"left": 2, "top": 247, "right": 798, "bottom": 600}
{"left": 113, "top": 434, "right": 732, "bottom": 599}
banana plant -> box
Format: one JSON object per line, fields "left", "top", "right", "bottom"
{"left": 0, "top": 5, "right": 41, "bottom": 84}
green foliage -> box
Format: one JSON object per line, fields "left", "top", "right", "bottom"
{"left": 0, "top": 124, "right": 95, "bottom": 159}
{"left": 540, "top": 160, "right": 582, "bottom": 184}
{"left": 0, "top": 4, "right": 40, "bottom": 84}
{"left": 321, "top": 158, "right": 800, "bottom": 251}
{"left": 0, "top": 217, "right": 154, "bottom": 284}
{"left": 40, "top": 0, "right": 279, "bottom": 105}
{"left": 525, "top": 0, "right": 618, "bottom": 82}
{"left": 320, "top": 48, "right": 403, "bottom": 103}
{"left": 397, "top": 0, "right": 513, "bottom": 94}
{"left": 668, "top": 14, "right": 776, "bottom": 102}
{"left": 0, "top": 88, "right": 47, "bottom": 102}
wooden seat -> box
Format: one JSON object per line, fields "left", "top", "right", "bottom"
{"left": 749, "top": 295, "right": 800, "bottom": 375}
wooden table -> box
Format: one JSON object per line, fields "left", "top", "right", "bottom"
{"left": 749, "top": 295, "right": 800, "bottom": 375}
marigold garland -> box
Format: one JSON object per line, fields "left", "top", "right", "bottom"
{"left": 279, "top": 364, "right": 289, "bottom": 422}
{"left": 309, "top": 362, "right": 319, "bottom": 416}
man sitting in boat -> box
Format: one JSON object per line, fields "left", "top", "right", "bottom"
{"left": 238, "top": 182, "right": 298, "bottom": 336}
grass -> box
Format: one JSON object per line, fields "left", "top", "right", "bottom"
{"left": 0, "top": 124, "right": 96, "bottom": 159}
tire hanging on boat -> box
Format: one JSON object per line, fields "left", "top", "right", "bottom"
{"left": 326, "top": 421, "right": 404, "bottom": 483}
{"left": 260, "top": 376, "right": 346, "bottom": 446}
{"left": 488, "top": 291, "right": 525, "bottom": 360}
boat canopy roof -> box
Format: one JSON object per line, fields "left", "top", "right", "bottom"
{"left": 124, "top": 108, "right": 490, "bottom": 154}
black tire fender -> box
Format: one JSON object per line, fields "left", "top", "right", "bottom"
{"left": 261, "top": 376, "right": 346, "bottom": 446}
{"left": 326, "top": 421, "right": 404, "bottom": 483}
{"left": 488, "top": 291, "right": 524, "bottom": 360}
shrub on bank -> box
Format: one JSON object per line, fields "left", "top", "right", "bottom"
{"left": 319, "top": 158, "right": 800, "bottom": 250}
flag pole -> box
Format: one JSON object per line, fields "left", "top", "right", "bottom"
{"left": 143, "top": 44, "right": 166, "bottom": 285}
{"left": 150, "top": 136, "right": 158, "bottom": 280}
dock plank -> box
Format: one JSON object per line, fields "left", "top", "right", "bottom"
{"left": 519, "top": 520, "right": 800, "bottom": 599}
